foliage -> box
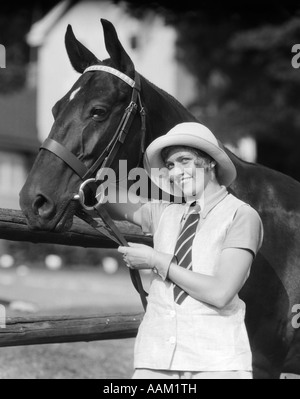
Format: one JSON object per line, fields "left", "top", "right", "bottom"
{"left": 2, "top": 1, "right": 300, "bottom": 178}
{"left": 175, "top": 8, "right": 300, "bottom": 179}
{"left": 0, "top": 9, "right": 31, "bottom": 93}
{"left": 122, "top": 1, "right": 300, "bottom": 180}
{"left": 0, "top": 1, "right": 77, "bottom": 94}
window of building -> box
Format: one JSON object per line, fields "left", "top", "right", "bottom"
{"left": 129, "top": 35, "right": 139, "bottom": 50}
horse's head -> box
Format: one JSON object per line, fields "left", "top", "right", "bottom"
{"left": 20, "top": 19, "right": 146, "bottom": 232}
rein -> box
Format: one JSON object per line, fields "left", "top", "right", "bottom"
{"left": 39, "top": 65, "right": 148, "bottom": 311}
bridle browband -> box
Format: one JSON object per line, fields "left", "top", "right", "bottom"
{"left": 39, "top": 65, "right": 148, "bottom": 310}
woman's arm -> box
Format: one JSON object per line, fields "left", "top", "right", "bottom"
{"left": 118, "top": 244, "right": 254, "bottom": 309}
{"left": 167, "top": 205, "right": 262, "bottom": 308}
{"left": 94, "top": 182, "right": 145, "bottom": 227}
{"left": 168, "top": 247, "right": 253, "bottom": 308}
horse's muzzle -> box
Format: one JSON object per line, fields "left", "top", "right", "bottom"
{"left": 19, "top": 187, "right": 77, "bottom": 232}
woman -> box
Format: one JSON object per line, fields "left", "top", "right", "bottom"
{"left": 107, "top": 122, "right": 263, "bottom": 379}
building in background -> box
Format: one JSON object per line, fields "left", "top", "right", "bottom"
{"left": 0, "top": 89, "right": 39, "bottom": 210}
{"left": 0, "top": 0, "right": 257, "bottom": 213}
{"left": 26, "top": 0, "right": 198, "bottom": 143}
{"left": 27, "top": 0, "right": 257, "bottom": 160}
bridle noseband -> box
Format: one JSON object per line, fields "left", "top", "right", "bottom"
{"left": 39, "top": 65, "right": 148, "bottom": 310}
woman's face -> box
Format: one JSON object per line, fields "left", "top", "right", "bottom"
{"left": 164, "top": 147, "right": 210, "bottom": 200}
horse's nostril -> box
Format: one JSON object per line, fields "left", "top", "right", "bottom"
{"left": 32, "top": 194, "right": 55, "bottom": 218}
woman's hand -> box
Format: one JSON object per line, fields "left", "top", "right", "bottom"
{"left": 118, "top": 243, "right": 174, "bottom": 280}
{"left": 118, "top": 243, "right": 155, "bottom": 270}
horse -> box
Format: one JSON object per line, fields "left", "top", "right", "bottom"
{"left": 19, "top": 19, "right": 300, "bottom": 379}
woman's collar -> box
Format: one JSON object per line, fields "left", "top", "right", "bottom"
{"left": 185, "top": 186, "right": 228, "bottom": 219}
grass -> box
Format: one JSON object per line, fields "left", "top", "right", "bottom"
{"left": 0, "top": 265, "right": 148, "bottom": 379}
{"left": 0, "top": 340, "right": 135, "bottom": 379}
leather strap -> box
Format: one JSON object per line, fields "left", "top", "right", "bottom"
{"left": 84, "top": 65, "right": 136, "bottom": 88}
{"left": 92, "top": 205, "right": 148, "bottom": 311}
{"left": 41, "top": 138, "right": 88, "bottom": 179}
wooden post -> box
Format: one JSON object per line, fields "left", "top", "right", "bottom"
{"left": 0, "top": 208, "right": 153, "bottom": 248}
{"left": 0, "top": 312, "right": 143, "bottom": 347}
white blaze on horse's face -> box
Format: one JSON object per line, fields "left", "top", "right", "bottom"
{"left": 69, "top": 87, "right": 81, "bottom": 102}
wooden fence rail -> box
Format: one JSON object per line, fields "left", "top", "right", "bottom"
{"left": 0, "top": 210, "right": 298, "bottom": 379}
{"left": 0, "top": 312, "right": 143, "bottom": 347}
{"left": 0, "top": 208, "right": 153, "bottom": 248}
{"left": 0, "top": 208, "right": 148, "bottom": 348}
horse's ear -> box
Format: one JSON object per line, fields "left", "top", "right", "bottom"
{"left": 101, "top": 19, "right": 135, "bottom": 78}
{"left": 65, "top": 25, "right": 99, "bottom": 73}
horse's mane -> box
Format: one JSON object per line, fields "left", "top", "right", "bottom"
{"left": 140, "top": 74, "right": 197, "bottom": 120}
{"left": 102, "top": 58, "right": 196, "bottom": 119}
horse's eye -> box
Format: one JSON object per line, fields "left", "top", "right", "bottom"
{"left": 91, "top": 107, "right": 108, "bottom": 122}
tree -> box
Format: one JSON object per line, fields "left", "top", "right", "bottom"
{"left": 0, "top": 1, "right": 71, "bottom": 93}
{"left": 2, "top": 0, "right": 300, "bottom": 179}
{"left": 122, "top": 1, "right": 300, "bottom": 180}
{"left": 175, "top": 8, "right": 300, "bottom": 179}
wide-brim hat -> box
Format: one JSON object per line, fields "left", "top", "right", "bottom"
{"left": 143, "top": 122, "right": 237, "bottom": 195}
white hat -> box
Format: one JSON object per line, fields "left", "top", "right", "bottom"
{"left": 143, "top": 122, "right": 237, "bottom": 195}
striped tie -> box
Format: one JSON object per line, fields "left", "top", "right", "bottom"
{"left": 173, "top": 202, "right": 201, "bottom": 305}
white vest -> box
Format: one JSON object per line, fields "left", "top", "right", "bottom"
{"left": 134, "top": 194, "right": 252, "bottom": 371}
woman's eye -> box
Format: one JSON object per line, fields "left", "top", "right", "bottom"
{"left": 91, "top": 108, "right": 108, "bottom": 121}
{"left": 166, "top": 163, "right": 174, "bottom": 170}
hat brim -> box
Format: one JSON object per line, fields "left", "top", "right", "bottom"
{"left": 144, "top": 133, "right": 237, "bottom": 194}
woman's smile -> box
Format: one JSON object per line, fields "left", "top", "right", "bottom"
{"left": 180, "top": 176, "right": 193, "bottom": 185}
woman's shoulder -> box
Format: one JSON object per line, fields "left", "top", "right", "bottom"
{"left": 223, "top": 197, "right": 264, "bottom": 255}
{"left": 227, "top": 194, "right": 262, "bottom": 221}
{"left": 230, "top": 199, "right": 264, "bottom": 243}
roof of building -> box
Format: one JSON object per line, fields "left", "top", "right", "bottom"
{"left": 0, "top": 88, "right": 40, "bottom": 154}
{"left": 27, "top": 0, "right": 72, "bottom": 47}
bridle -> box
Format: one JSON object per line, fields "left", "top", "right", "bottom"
{"left": 39, "top": 65, "right": 148, "bottom": 310}
{"left": 41, "top": 65, "right": 146, "bottom": 181}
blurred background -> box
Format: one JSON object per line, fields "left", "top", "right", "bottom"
{"left": 0, "top": 0, "right": 300, "bottom": 378}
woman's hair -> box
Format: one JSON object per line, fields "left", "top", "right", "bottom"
{"left": 161, "top": 145, "right": 219, "bottom": 182}
{"left": 161, "top": 145, "right": 214, "bottom": 165}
